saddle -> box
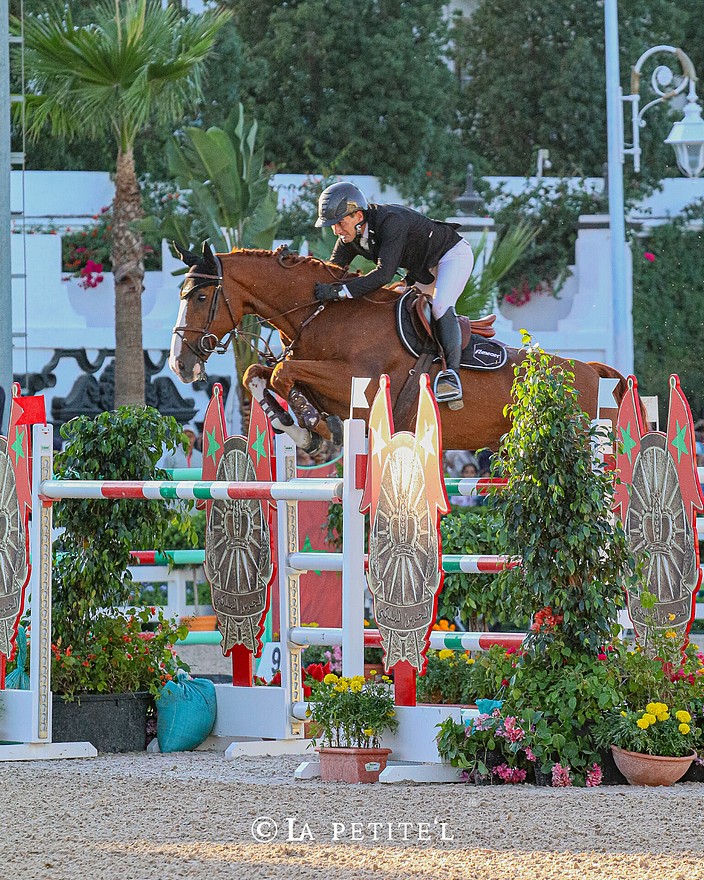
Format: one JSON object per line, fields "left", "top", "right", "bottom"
{"left": 396, "top": 290, "right": 508, "bottom": 371}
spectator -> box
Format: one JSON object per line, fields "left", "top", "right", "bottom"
{"left": 158, "top": 423, "right": 203, "bottom": 469}
{"left": 444, "top": 449, "right": 478, "bottom": 477}
{"left": 450, "top": 462, "right": 481, "bottom": 508}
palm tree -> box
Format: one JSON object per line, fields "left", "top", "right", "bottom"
{"left": 19, "top": 0, "right": 228, "bottom": 405}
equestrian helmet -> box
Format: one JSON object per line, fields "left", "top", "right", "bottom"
{"left": 315, "top": 181, "right": 369, "bottom": 227}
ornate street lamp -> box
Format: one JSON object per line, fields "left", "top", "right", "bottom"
{"left": 625, "top": 45, "right": 704, "bottom": 178}
{"left": 603, "top": 1, "right": 704, "bottom": 377}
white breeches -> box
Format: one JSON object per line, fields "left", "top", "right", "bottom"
{"left": 415, "top": 237, "right": 475, "bottom": 319}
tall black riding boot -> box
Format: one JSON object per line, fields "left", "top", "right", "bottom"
{"left": 433, "top": 307, "right": 464, "bottom": 410}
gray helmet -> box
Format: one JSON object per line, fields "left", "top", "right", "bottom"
{"left": 315, "top": 181, "right": 369, "bottom": 228}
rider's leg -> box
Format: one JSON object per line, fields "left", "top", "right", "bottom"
{"left": 427, "top": 238, "right": 474, "bottom": 409}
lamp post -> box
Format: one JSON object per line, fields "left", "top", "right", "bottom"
{"left": 603, "top": 0, "right": 704, "bottom": 377}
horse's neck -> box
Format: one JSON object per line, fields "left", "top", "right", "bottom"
{"left": 229, "top": 253, "right": 328, "bottom": 338}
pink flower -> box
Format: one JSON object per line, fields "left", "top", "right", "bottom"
{"left": 586, "top": 763, "right": 602, "bottom": 787}
{"left": 551, "top": 763, "right": 573, "bottom": 787}
{"left": 492, "top": 764, "right": 527, "bottom": 784}
{"left": 524, "top": 747, "right": 537, "bottom": 762}
{"left": 643, "top": 251, "right": 656, "bottom": 263}
{"left": 497, "top": 716, "right": 525, "bottom": 743}
{"left": 597, "top": 652, "right": 607, "bottom": 661}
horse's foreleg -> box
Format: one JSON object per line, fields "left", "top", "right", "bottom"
{"left": 243, "top": 365, "right": 319, "bottom": 451}
{"left": 270, "top": 361, "right": 344, "bottom": 447}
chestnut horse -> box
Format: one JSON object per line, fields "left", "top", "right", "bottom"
{"left": 169, "top": 243, "right": 626, "bottom": 452}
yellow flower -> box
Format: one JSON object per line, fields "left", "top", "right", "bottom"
{"left": 668, "top": 613, "right": 676, "bottom": 621}
{"left": 656, "top": 703, "right": 669, "bottom": 714}
{"left": 676, "top": 710, "right": 692, "bottom": 724}
{"left": 636, "top": 717, "right": 650, "bottom": 730}
{"left": 466, "top": 657, "right": 475, "bottom": 665}
{"left": 438, "top": 649, "right": 454, "bottom": 661}
{"left": 387, "top": 710, "right": 395, "bottom": 717}
{"left": 381, "top": 675, "right": 392, "bottom": 683}
{"left": 642, "top": 713, "right": 657, "bottom": 726}
{"left": 368, "top": 669, "right": 377, "bottom": 677}
{"left": 323, "top": 673, "right": 338, "bottom": 685}
{"left": 656, "top": 712, "right": 670, "bottom": 722}
{"left": 665, "top": 631, "right": 677, "bottom": 639}
{"left": 679, "top": 723, "right": 691, "bottom": 735}
{"left": 350, "top": 679, "right": 363, "bottom": 693}
{"left": 620, "top": 711, "right": 628, "bottom": 717}
{"left": 646, "top": 702, "right": 659, "bottom": 715}
{"left": 362, "top": 727, "right": 374, "bottom": 736}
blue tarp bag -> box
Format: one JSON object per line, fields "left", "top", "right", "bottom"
{"left": 156, "top": 673, "right": 217, "bottom": 753}
{"left": 6, "top": 626, "right": 30, "bottom": 690}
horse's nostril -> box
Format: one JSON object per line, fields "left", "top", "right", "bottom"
{"left": 177, "top": 359, "right": 185, "bottom": 371}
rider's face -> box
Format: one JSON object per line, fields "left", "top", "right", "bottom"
{"left": 332, "top": 211, "right": 365, "bottom": 243}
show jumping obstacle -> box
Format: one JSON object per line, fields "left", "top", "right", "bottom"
{"left": 1, "top": 373, "right": 698, "bottom": 782}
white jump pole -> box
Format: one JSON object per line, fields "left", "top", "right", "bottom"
{"left": 341, "top": 418, "right": 366, "bottom": 677}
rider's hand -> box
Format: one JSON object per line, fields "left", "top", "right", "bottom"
{"left": 314, "top": 282, "right": 346, "bottom": 302}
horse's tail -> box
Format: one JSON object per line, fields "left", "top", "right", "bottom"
{"left": 588, "top": 361, "right": 648, "bottom": 424}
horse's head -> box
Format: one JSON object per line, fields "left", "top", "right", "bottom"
{"left": 169, "top": 241, "right": 241, "bottom": 383}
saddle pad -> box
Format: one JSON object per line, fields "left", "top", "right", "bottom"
{"left": 396, "top": 292, "right": 508, "bottom": 371}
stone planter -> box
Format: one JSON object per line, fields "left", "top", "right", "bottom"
{"left": 317, "top": 747, "right": 392, "bottom": 783}
{"left": 610, "top": 745, "right": 695, "bottom": 787}
{"left": 52, "top": 692, "right": 152, "bottom": 753}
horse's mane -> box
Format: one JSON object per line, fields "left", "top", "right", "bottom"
{"left": 227, "top": 244, "right": 357, "bottom": 279}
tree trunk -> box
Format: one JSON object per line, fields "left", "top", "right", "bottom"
{"left": 112, "top": 147, "right": 145, "bottom": 407}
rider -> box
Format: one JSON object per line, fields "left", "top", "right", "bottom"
{"left": 313, "top": 181, "right": 474, "bottom": 409}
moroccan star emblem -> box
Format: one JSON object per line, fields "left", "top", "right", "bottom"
{"left": 671, "top": 420, "right": 689, "bottom": 464}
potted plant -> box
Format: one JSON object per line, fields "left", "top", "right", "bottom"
{"left": 51, "top": 406, "right": 195, "bottom": 752}
{"left": 306, "top": 672, "right": 398, "bottom": 782}
{"left": 594, "top": 702, "right": 699, "bottom": 786}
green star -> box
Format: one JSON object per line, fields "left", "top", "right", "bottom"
{"left": 10, "top": 427, "right": 25, "bottom": 462}
{"left": 301, "top": 535, "right": 321, "bottom": 575}
{"left": 671, "top": 420, "right": 689, "bottom": 464}
{"left": 250, "top": 427, "right": 267, "bottom": 465}
{"left": 205, "top": 428, "right": 221, "bottom": 463}
{"left": 620, "top": 422, "right": 637, "bottom": 463}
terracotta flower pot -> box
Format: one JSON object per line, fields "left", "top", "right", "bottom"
{"left": 317, "top": 747, "right": 392, "bottom": 783}
{"left": 610, "top": 745, "right": 695, "bottom": 786}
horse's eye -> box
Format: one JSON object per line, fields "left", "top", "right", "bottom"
{"left": 197, "top": 293, "right": 207, "bottom": 302}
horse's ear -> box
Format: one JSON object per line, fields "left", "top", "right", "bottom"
{"left": 173, "top": 241, "right": 199, "bottom": 267}
{"left": 201, "top": 240, "right": 218, "bottom": 272}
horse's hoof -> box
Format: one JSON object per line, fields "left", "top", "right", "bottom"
{"left": 326, "top": 415, "right": 344, "bottom": 446}
{"left": 447, "top": 399, "right": 464, "bottom": 411}
{"left": 303, "top": 432, "right": 322, "bottom": 454}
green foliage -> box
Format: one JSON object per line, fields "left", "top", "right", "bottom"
{"left": 17, "top": 0, "right": 228, "bottom": 155}
{"left": 416, "top": 649, "right": 476, "bottom": 705}
{"left": 456, "top": 0, "right": 690, "bottom": 180}
{"left": 306, "top": 672, "right": 398, "bottom": 749}
{"left": 632, "top": 213, "right": 704, "bottom": 420}
{"left": 228, "top": 0, "right": 462, "bottom": 197}
{"left": 53, "top": 407, "right": 192, "bottom": 646}
{"left": 487, "top": 180, "right": 606, "bottom": 303}
{"left": 455, "top": 221, "right": 537, "bottom": 318}
{"left": 501, "top": 639, "right": 623, "bottom": 776}
{"left": 438, "top": 506, "right": 525, "bottom": 630}
{"left": 494, "top": 334, "right": 637, "bottom": 652}
{"left": 154, "top": 104, "right": 279, "bottom": 252}
{"left": 51, "top": 607, "right": 190, "bottom": 699}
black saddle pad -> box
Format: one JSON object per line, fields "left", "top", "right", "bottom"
{"left": 396, "top": 291, "right": 508, "bottom": 371}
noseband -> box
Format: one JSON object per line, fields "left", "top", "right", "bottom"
{"left": 173, "top": 254, "right": 238, "bottom": 361}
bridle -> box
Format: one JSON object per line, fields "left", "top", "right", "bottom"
{"left": 173, "top": 254, "right": 239, "bottom": 360}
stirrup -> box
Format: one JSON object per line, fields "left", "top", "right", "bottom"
{"left": 434, "top": 369, "right": 464, "bottom": 410}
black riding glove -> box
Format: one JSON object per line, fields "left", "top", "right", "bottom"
{"left": 314, "top": 282, "right": 346, "bottom": 302}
